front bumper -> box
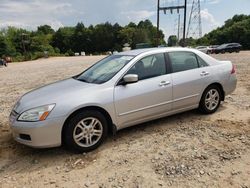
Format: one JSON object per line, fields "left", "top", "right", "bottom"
{"left": 9, "top": 112, "right": 65, "bottom": 148}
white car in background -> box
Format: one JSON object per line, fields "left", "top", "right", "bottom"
{"left": 196, "top": 46, "right": 211, "bottom": 54}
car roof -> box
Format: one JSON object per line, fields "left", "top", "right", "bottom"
{"left": 118, "top": 47, "right": 200, "bottom": 56}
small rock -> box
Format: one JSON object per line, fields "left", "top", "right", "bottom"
{"left": 74, "top": 159, "right": 82, "bottom": 166}
{"left": 108, "top": 177, "right": 114, "bottom": 182}
{"left": 200, "top": 170, "right": 205, "bottom": 175}
{"left": 50, "top": 180, "right": 56, "bottom": 184}
{"left": 84, "top": 182, "right": 92, "bottom": 187}
{"left": 231, "top": 171, "right": 241, "bottom": 176}
{"left": 65, "top": 168, "right": 70, "bottom": 173}
{"left": 32, "top": 159, "right": 39, "bottom": 164}
{"left": 155, "top": 156, "right": 160, "bottom": 160}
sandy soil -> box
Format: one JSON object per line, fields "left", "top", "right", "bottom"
{"left": 0, "top": 52, "right": 249, "bottom": 188}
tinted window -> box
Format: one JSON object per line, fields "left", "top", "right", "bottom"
{"left": 127, "top": 53, "right": 166, "bottom": 80}
{"left": 168, "top": 51, "right": 199, "bottom": 73}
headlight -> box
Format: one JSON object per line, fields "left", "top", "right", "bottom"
{"left": 18, "top": 104, "right": 55, "bottom": 122}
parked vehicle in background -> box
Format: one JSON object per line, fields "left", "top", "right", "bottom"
{"left": 0, "top": 59, "right": 7, "bottom": 67}
{"left": 135, "top": 43, "right": 152, "bottom": 49}
{"left": 213, "top": 43, "right": 242, "bottom": 54}
{"left": 9, "top": 48, "right": 237, "bottom": 152}
{"left": 195, "top": 46, "right": 211, "bottom": 54}
{"left": 5, "top": 56, "right": 12, "bottom": 63}
{"left": 208, "top": 45, "right": 219, "bottom": 54}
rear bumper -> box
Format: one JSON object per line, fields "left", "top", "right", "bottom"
{"left": 9, "top": 116, "right": 65, "bottom": 148}
{"left": 224, "top": 74, "right": 237, "bottom": 96}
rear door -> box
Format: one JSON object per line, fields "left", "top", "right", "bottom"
{"left": 167, "top": 51, "right": 212, "bottom": 110}
{"left": 114, "top": 53, "right": 172, "bottom": 128}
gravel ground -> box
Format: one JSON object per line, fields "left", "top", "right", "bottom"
{"left": 0, "top": 52, "right": 249, "bottom": 188}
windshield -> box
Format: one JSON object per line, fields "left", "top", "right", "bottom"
{"left": 75, "top": 55, "right": 134, "bottom": 84}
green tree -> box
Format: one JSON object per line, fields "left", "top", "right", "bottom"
{"left": 168, "top": 35, "right": 177, "bottom": 46}
{"left": 37, "top": 25, "right": 55, "bottom": 35}
{"left": 0, "top": 34, "right": 7, "bottom": 57}
{"left": 196, "top": 14, "right": 250, "bottom": 49}
{"left": 51, "top": 27, "right": 74, "bottom": 53}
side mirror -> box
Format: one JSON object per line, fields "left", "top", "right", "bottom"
{"left": 122, "top": 74, "right": 138, "bottom": 85}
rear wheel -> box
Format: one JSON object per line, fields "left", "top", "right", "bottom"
{"left": 199, "top": 85, "right": 222, "bottom": 114}
{"left": 63, "top": 110, "right": 108, "bottom": 153}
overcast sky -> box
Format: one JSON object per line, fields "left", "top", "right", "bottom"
{"left": 0, "top": 0, "right": 249, "bottom": 39}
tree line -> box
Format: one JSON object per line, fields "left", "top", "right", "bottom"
{"left": 1, "top": 14, "right": 249, "bottom": 62}
{"left": 175, "top": 14, "right": 250, "bottom": 49}
{"left": 0, "top": 20, "right": 165, "bottom": 61}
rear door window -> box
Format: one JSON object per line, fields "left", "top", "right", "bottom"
{"left": 196, "top": 55, "right": 208, "bottom": 67}
{"left": 168, "top": 51, "right": 199, "bottom": 73}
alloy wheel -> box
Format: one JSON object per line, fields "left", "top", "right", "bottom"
{"left": 205, "top": 89, "right": 220, "bottom": 111}
{"left": 73, "top": 117, "right": 103, "bottom": 147}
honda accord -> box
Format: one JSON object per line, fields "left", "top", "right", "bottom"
{"left": 9, "top": 48, "right": 237, "bottom": 152}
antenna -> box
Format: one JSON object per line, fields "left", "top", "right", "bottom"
{"left": 186, "top": 0, "right": 202, "bottom": 39}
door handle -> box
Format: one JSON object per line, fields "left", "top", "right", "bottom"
{"left": 159, "top": 81, "right": 170, "bottom": 86}
{"left": 200, "top": 71, "right": 209, "bottom": 76}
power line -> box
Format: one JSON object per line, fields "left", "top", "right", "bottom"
{"left": 157, "top": 0, "right": 188, "bottom": 46}
{"left": 187, "top": 0, "right": 202, "bottom": 39}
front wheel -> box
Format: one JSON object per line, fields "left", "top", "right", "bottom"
{"left": 63, "top": 110, "right": 108, "bottom": 153}
{"left": 199, "top": 86, "right": 222, "bottom": 114}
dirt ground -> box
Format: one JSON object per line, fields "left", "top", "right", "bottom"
{"left": 0, "top": 52, "right": 249, "bottom": 188}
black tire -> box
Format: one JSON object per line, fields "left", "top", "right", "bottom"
{"left": 63, "top": 110, "right": 108, "bottom": 153}
{"left": 199, "top": 85, "right": 222, "bottom": 114}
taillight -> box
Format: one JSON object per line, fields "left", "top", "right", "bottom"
{"left": 231, "top": 64, "right": 236, "bottom": 74}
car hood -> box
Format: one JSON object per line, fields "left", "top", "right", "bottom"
{"left": 14, "top": 78, "right": 96, "bottom": 113}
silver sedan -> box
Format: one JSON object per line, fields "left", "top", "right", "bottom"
{"left": 9, "top": 48, "right": 237, "bottom": 152}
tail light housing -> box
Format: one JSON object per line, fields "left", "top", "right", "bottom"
{"left": 231, "top": 64, "right": 236, "bottom": 74}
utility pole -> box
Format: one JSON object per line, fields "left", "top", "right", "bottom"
{"left": 177, "top": 14, "right": 180, "bottom": 40}
{"left": 183, "top": 0, "right": 187, "bottom": 46}
{"left": 157, "top": 0, "right": 160, "bottom": 45}
{"left": 157, "top": 0, "right": 188, "bottom": 47}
